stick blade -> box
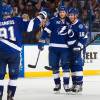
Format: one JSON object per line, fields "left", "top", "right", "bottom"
{"left": 44, "top": 66, "right": 52, "bottom": 70}
{"left": 28, "top": 64, "right": 36, "bottom": 68}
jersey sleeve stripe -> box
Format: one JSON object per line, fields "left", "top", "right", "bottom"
{"left": 27, "top": 19, "right": 34, "bottom": 32}
{"left": 44, "top": 27, "right": 51, "bottom": 34}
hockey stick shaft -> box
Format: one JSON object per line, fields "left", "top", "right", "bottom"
{"left": 80, "top": 34, "right": 100, "bottom": 51}
{"left": 35, "top": 50, "right": 41, "bottom": 67}
{"left": 28, "top": 50, "right": 41, "bottom": 68}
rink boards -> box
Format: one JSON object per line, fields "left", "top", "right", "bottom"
{"left": 18, "top": 44, "right": 100, "bottom": 78}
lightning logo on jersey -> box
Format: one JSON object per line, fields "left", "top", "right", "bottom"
{"left": 41, "top": 16, "right": 71, "bottom": 48}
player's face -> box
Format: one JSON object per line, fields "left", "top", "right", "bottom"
{"left": 40, "top": 19, "right": 47, "bottom": 28}
{"left": 59, "top": 11, "right": 66, "bottom": 19}
{"left": 69, "top": 14, "right": 77, "bottom": 23}
{"left": 3, "top": 14, "right": 11, "bottom": 19}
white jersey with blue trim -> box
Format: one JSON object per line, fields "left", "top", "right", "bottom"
{"left": 0, "top": 17, "right": 28, "bottom": 52}
{"left": 41, "top": 16, "right": 71, "bottom": 48}
{"left": 67, "top": 19, "right": 88, "bottom": 49}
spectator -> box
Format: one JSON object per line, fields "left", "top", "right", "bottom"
{"left": 1, "top": 0, "right": 99, "bottom": 43}
{"left": 92, "top": 8, "right": 100, "bottom": 32}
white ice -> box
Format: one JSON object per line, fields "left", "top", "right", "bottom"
{"left": 3, "top": 76, "right": 100, "bottom": 100}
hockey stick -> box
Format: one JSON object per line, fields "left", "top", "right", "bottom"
{"left": 28, "top": 50, "right": 41, "bottom": 68}
{"left": 44, "top": 34, "right": 100, "bottom": 71}
{"left": 80, "top": 34, "right": 100, "bottom": 51}
{"left": 44, "top": 66, "right": 52, "bottom": 70}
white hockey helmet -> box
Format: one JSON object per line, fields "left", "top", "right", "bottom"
{"left": 39, "top": 11, "right": 47, "bottom": 19}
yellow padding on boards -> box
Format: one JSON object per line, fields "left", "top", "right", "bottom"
{"left": 5, "top": 70, "right": 100, "bottom": 78}
{"left": 25, "top": 70, "right": 100, "bottom": 78}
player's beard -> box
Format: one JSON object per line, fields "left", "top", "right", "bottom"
{"left": 59, "top": 14, "right": 66, "bottom": 19}
{"left": 69, "top": 15, "right": 77, "bottom": 24}
{"left": 71, "top": 17, "right": 77, "bottom": 24}
{"left": 60, "top": 16, "right": 66, "bottom": 20}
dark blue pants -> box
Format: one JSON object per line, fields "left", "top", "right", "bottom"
{"left": 0, "top": 50, "right": 20, "bottom": 79}
{"left": 69, "top": 49, "right": 85, "bottom": 85}
{"left": 49, "top": 47, "right": 70, "bottom": 72}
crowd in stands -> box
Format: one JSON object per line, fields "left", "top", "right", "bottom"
{"left": 1, "top": 0, "right": 100, "bottom": 43}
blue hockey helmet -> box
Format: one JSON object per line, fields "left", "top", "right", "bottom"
{"left": 58, "top": 6, "right": 66, "bottom": 12}
{"left": 66, "top": 7, "right": 71, "bottom": 14}
{"left": 68, "top": 7, "right": 79, "bottom": 15}
{"left": 2, "top": 5, "right": 13, "bottom": 16}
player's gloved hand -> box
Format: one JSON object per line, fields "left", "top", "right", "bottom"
{"left": 38, "top": 42, "right": 44, "bottom": 51}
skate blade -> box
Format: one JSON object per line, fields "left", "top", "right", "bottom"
{"left": 70, "top": 91, "right": 82, "bottom": 95}
{"left": 54, "top": 90, "right": 60, "bottom": 94}
{"left": 65, "top": 91, "right": 71, "bottom": 95}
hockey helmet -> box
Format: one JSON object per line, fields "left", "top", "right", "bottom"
{"left": 69, "top": 8, "right": 79, "bottom": 15}
{"left": 58, "top": 6, "right": 66, "bottom": 12}
{"left": 39, "top": 11, "right": 48, "bottom": 19}
{"left": 2, "top": 5, "right": 13, "bottom": 16}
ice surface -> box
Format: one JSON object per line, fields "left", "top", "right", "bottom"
{"left": 3, "top": 76, "right": 100, "bottom": 100}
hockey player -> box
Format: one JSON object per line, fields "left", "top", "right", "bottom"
{"left": 27, "top": 10, "right": 48, "bottom": 33}
{"left": 67, "top": 8, "right": 88, "bottom": 93}
{"left": 0, "top": 5, "right": 29, "bottom": 100}
{"left": 0, "top": 4, "right": 48, "bottom": 99}
{"left": 27, "top": 10, "right": 48, "bottom": 43}
{"left": 38, "top": 6, "right": 71, "bottom": 93}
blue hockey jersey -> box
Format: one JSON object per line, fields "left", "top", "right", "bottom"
{"left": 67, "top": 19, "right": 88, "bottom": 49}
{"left": 0, "top": 17, "right": 28, "bottom": 52}
{"left": 41, "top": 16, "right": 71, "bottom": 48}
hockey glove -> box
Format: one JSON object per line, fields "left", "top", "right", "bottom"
{"left": 38, "top": 42, "right": 44, "bottom": 51}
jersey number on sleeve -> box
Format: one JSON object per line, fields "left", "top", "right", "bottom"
{"left": 0, "top": 26, "right": 16, "bottom": 41}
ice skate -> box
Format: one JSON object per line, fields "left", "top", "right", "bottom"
{"left": 71, "top": 85, "right": 82, "bottom": 94}
{"left": 7, "top": 96, "right": 14, "bottom": 100}
{"left": 63, "top": 85, "right": 71, "bottom": 94}
{"left": 0, "top": 96, "right": 2, "bottom": 100}
{"left": 53, "top": 84, "right": 61, "bottom": 93}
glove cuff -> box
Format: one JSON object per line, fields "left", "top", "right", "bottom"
{"left": 73, "top": 46, "right": 81, "bottom": 51}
